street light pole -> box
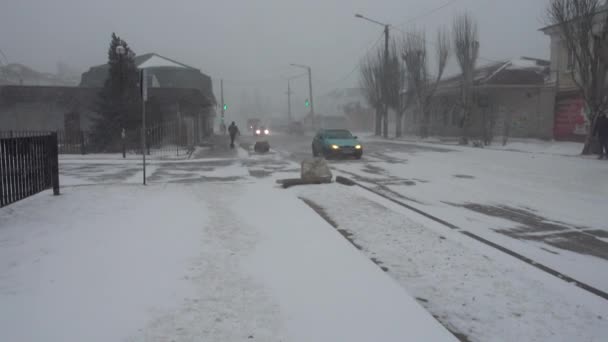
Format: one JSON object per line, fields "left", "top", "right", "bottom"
{"left": 290, "top": 63, "right": 315, "bottom": 128}
{"left": 307, "top": 67, "right": 314, "bottom": 126}
{"left": 355, "top": 13, "right": 390, "bottom": 138}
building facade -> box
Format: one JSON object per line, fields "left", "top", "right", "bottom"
{"left": 540, "top": 7, "right": 608, "bottom": 141}
{"left": 0, "top": 53, "right": 217, "bottom": 145}
{"left": 402, "top": 57, "right": 556, "bottom": 141}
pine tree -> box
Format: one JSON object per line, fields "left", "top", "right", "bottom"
{"left": 90, "top": 33, "right": 140, "bottom": 152}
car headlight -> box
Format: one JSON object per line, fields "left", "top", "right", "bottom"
{"left": 331, "top": 144, "right": 340, "bottom": 150}
{"left": 255, "top": 129, "right": 261, "bottom": 134}
{"left": 264, "top": 129, "right": 270, "bottom": 135}
{"left": 355, "top": 145, "right": 362, "bottom": 149}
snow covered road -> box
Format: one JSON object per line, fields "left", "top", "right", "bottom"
{"left": 264, "top": 133, "right": 608, "bottom": 341}
{"left": 296, "top": 183, "right": 608, "bottom": 342}
{"left": 328, "top": 137, "right": 608, "bottom": 294}
{"left": 3, "top": 134, "right": 608, "bottom": 342}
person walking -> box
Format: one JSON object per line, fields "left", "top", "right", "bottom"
{"left": 594, "top": 113, "right": 608, "bottom": 159}
{"left": 228, "top": 121, "right": 240, "bottom": 149}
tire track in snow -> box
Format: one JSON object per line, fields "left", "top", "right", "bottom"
{"left": 335, "top": 175, "right": 608, "bottom": 302}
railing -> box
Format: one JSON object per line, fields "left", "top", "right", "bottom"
{"left": 0, "top": 133, "right": 60, "bottom": 208}
{"left": 124, "top": 121, "right": 189, "bottom": 157}
{"left": 0, "top": 130, "right": 88, "bottom": 154}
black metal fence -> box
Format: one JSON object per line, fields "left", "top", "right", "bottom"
{"left": 0, "top": 133, "right": 60, "bottom": 208}
{"left": 142, "top": 120, "right": 188, "bottom": 156}
{"left": 1, "top": 121, "right": 189, "bottom": 158}
{"left": 0, "top": 130, "right": 89, "bottom": 154}
{"left": 121, "top": 121, "right": 189, "bottom": 157}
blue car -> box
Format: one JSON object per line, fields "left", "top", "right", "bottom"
{"left": 312, "top": 129, "right": 362, "bottom": 159}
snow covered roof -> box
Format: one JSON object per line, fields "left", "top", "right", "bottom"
{"left": 135, "top": 53, "right": 195, "bottom": 70}
{"left": 84, "top": 53, "right": 197, "bottom": 72}
{"left": 138, "top": 55, "right": 188, "bottom": 69}
{"left": 436, "top": 57, "right": 550, "bottom": 90}
{"left": 483, "top": 57, "right": 549, "bottom": 83}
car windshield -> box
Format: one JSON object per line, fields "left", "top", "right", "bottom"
{"left": 324, "top": 130, "right": 353, "bottom": 139}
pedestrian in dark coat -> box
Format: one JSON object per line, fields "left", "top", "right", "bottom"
{"left": 228, "top": 121, "right": 240, "bottom": 149}
{"left": 594, "top": 114, "right": 608, "bottom": 159}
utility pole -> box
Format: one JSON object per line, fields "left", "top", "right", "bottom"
{"left": 355, "top": 13, "right": 391, "bottom": 138}
{"left": 290, "top": 63, "right": 314, "bottom": 128}
{"left": 287, "top": 79, "right": 293, "bottom": 121}
{"left": 307, "top": 67, "right": 315, "bottom": 128}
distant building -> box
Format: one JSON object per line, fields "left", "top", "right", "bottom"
{"left": 1, "top": 53, "right": 217, "bottom": 144}
{"left": 317, "top": 88, "right": 373, "bottom": 131}
{"left": 80, "top": 53, "right": 213, "bottom": 96}
{"left": 402, "top": 57, "right": 555, "bottom": 141}
{"left": 0, "top": 63, "right": 75, "bottom": 86}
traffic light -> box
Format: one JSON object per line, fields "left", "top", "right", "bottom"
{"left": 223, "top": 104, "right": 228, "bottom": 111}
{"left": 305, "top": 99, "right": 310, "bottom": 108}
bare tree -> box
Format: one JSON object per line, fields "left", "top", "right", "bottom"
{"left": 401, "top": 29, "right": 450, "bottom": 138}
{"left": 547, "top": 0, "right": 608, "bottom": 154}
{"left": 359, "top": 48, "right": 385, "bottom": 136}
{"left": 453, "top": 13, "right": 480, "bottom": 145}
{"left": 386, "top": 40, "right": 410, "bottom": 137}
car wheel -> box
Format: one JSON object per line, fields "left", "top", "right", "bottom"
{"left": 355, "top": 154, "right": 362, "bottom": 160}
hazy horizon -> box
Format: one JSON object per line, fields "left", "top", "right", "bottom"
{"left": 1, "top": 0, "right": 552, "bottom": 117}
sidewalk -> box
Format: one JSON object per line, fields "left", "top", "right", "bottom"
{"left": 0, "top": 176, "right": 456, "bottom": 341}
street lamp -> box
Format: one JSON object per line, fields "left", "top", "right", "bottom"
{"left": 290, "top": 63, "right": 315, "bottom": 128}
{"left": 355, "top": 13, "right": 390, "bottom": 138}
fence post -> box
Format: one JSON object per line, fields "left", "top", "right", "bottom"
{"left": 49, "top": 132, "right": 60, "bottom": 196}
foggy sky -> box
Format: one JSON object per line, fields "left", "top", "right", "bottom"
{"left": 1, "top": 0, "right": 552, "bottom": 117}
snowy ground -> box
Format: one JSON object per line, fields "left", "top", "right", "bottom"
{"left": 296, "top": 183, "right": 608, "bottom": 342}
{"left": 3, "top": 133, "right": 607, "bottom": 342}
{"left": 0, "top": 141, "right": 456, "bottom": 342}
{"left": 329, "top": 137, "right": 608, "bottom": 294}
{"left": 264, "top": 133, "right": 608, "bottom": 341}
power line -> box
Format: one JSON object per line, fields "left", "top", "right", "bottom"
{"left": 320, "top": 32, "right": 385, "bottom": 86}
{"left": 213, "top": 72, "right": 307, "bottom": 86}
{"left": 397, "top": 0, "right": 460, "bottom": 27}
